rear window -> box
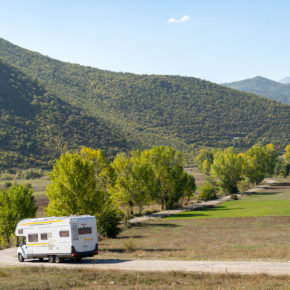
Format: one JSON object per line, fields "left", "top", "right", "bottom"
{"left": 59, "top": 230, "right": 70, "bottom": 237}
{"left": 28, "top": 234, "right": 38, "bottom": 243}
{"left": 41, "top": 233, "right": 48, "bottom": 240}
{"left": 78, "top": 227, "right": 92, "bottom": 235}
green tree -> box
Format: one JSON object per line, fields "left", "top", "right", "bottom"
{"left": 198, "top": 182, "right": 217, "bottom": 201}
{"left": 265, "top": 143, "right": 279, "bottom": 176}
{"left": 242, "top": 144, "right": 273, "bottom": 185}
{"left": 110, "top": 151, "right": 154, "bottom": 218}
{"left": 80, "top": 146, "right": 115, "bottom": 192}
{"left": 45, "top": 150, "right": 121, "bottom": 237}
{"left": 0, "top": 185, "right": 36, "bottom": 244}
{"left": 211, "top": 148, "right": 243, "bottom": 194}
{"left": 141, "top": 146, "right": 195, "bottom": 209}
{"left": 196, "top": 149, "right": 214, "bottom": 174}
{"left": 283, "top": 144, "right": 290, "bottom": 163}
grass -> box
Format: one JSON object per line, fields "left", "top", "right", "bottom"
{"left": 0, "top": 267, "right": 289, "bottom": 289}
{"left": 0, "top": 177, "right": 50, "bottom": 196}
{"left": 98, "top": 216, "right": 290, "bottom": 261}
{"left": 166, "top": 180, "right": 290, "bottom": 220}
{"left": 166, "top": 200, "right": 290, "bottom": 219}
{"left": 98, "top": 179, "right": 290, "bottom": 261}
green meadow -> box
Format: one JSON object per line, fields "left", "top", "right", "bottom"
{"left": 166, "top": 182, "right": 290, "bottom": 220}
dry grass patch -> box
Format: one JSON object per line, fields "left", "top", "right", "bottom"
{"left": 0, "top": 267, "right": 289, "bottom": 289}
{"left": 99, "top": 216, "right": 290, "bottom": 261}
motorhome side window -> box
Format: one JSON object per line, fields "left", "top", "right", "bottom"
{"left": 78, "top": 227, "right": 92, "bottom": 235}
{"left": 59, "top": 230, "right": 70, "bottom": 237}
{"left": 41, "top": 233, "right": 48, "bottom": 240}
{"left": 28, "top": 234, "right": 38, "bottom": 242}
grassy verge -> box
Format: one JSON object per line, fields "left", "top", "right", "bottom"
{"left": 0, "top": 267, "right": 289, "bottom": 289}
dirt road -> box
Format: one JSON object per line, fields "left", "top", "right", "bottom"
{"left": 0, "top": 248, "right": 289, "bottom": 276}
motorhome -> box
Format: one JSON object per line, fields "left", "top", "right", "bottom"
{"left": 15, "top": 215, "right": 98, "bottom": 263}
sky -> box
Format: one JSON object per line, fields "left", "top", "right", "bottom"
{"left": 0, "top": 0, "right": 290, "bottom": 83}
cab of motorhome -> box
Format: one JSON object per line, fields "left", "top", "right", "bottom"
{"left": 15, "top": 215, "right": 98, "bottom": 263}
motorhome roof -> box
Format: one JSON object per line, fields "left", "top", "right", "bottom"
{"left": 17, "top": 215, "right": 94, "bottom": 227}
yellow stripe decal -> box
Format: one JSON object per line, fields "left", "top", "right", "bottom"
{"left": 84, "top": 238, "right": 93, "bottom": 241}
{"left": 27, "top": 243, "right": 49, "bottom": 246}
{"left": 22, "top": 220, "right": 63, "bottom": 226}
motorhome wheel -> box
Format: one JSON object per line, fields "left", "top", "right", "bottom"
{"left": 18, "top": 253, "right": 24, "bottom": 262}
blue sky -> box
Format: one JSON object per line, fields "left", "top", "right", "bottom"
{"left": 0, "top": 0, "right": 290, "bottom": 83}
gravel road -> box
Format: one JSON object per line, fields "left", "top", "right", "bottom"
{"left": 0, "top": 248, "right": 289, "bottom": 276}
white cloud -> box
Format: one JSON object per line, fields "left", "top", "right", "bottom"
{"left": 168, "top": 15, "right": 190, "bottom": 24}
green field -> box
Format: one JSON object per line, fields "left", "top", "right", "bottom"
{"left": 166, "top": 181, "right": 290, "bottom": 219}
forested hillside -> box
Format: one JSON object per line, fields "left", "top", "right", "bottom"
{"left": 0, "top": 38, "right": 290, "bottom": 167}
{"left": 0, "top": 60, "right": 136, "bottom": 168}
{"left": 223, "top": 76, "right": 290, "bottom": 105}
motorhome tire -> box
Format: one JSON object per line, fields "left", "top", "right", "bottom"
{"left": 55, "top": 256, "right": 61, "bottom": 263}
{"left": 49, "top": 255, "right": 55, "bottom": 263}
{"left": 18, "top": 253, "right": 24, "bottom": 262}
{"left": 39, "top": 258, "right": 43, "bottom": 262}
{"left": 74, "top": 256, "right": 82, "bottom": 262}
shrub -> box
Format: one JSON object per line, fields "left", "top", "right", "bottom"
{"left": 0, "top": 173, "right": 15, "bottom": 181}
{"left": 280, "top": 163, "right": 290, "bottom": 177}
{"left": 122, "top": 239, "right": 137, "bottom": 252}
{"left": 22, "top": 168, "right": 43, "bottom": 179}
{"left": 231, "top": 194, "right": 239, "bottom": 200}
{"left": 198, "top": 182, "right": 217, "bottom": 201}
{"left": 4, "top": 181, "right": 12, "bottom": 188}
{"left": 96, "top": 201, "right": 123, "bottom": 238}
{"left": 237, "top": 178, "right": 252, "bottom": 193}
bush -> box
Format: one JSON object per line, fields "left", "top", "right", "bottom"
{"left": 198, "top": 182, "right": 217, "bottom": 201}
{"left": 96, "top": 201, "right": 123, "bottom": 238}
{"left": 0, "top": 173, "right": 15, "bottom": 180}
{"left": 22, "top": 168, "right": 43, "bottom": 179}
{"left": 237, "top": 178, "right": 252, "bottom": 193}
{"left": 4, "top": 181, "right": 12, "bottom": 188}
{"left": 122, "top": 239, "right": 137, "bottom": 252}
{"left": 280, "top": 163, "right": 290, "bottom": 177}
{"left": 231, "top": 194, "right": 239, "bottom": 200}
{"left": 24, "top": 183, "right": 32, "bottom": 189}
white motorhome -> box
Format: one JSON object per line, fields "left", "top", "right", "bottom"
{"left": 15, "top": 215, "right": 98, "bottom": 263}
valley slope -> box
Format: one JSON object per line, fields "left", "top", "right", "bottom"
{"left": 0, "top": 60, "right": 135, "bottom": 168}
{"left": 0, "top": 38, "right": 290, "bottom": 167}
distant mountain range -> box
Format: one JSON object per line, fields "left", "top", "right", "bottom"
{"left": 279, "top": 77, "right": 290, "bottom": 84}
{"left": 223, "top": 76, "right": 290, "bottom": 105}
{"left": 0, "top": 38, "right": 289, "bottom": 168}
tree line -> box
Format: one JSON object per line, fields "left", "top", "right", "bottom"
{"left": 1, "top": 143, "right": 289, "bottom": 244}
{"left": 196, "top": 143, "right": 290, "bottom": 200}
{"left": 0, "top": 146, "right": 196, "bottom": 243}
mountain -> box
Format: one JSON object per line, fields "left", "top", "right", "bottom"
{"left": 0, "top": 38, "right": 290, "bottom": 167}
{"left": 280, "top": 77, "right": 290, "bottom": 84}
{"left": 223, "top": 76, "right": 290, "bottom": 105}
{"left": 0, "top": 60, "right": 136, "bottom": 168}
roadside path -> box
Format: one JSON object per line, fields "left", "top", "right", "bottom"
{"left": 0, "top": 248, "right": 289, "bottom": 276}
{"left": 129, "top": 179, "right": 276, "bottom": 224}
